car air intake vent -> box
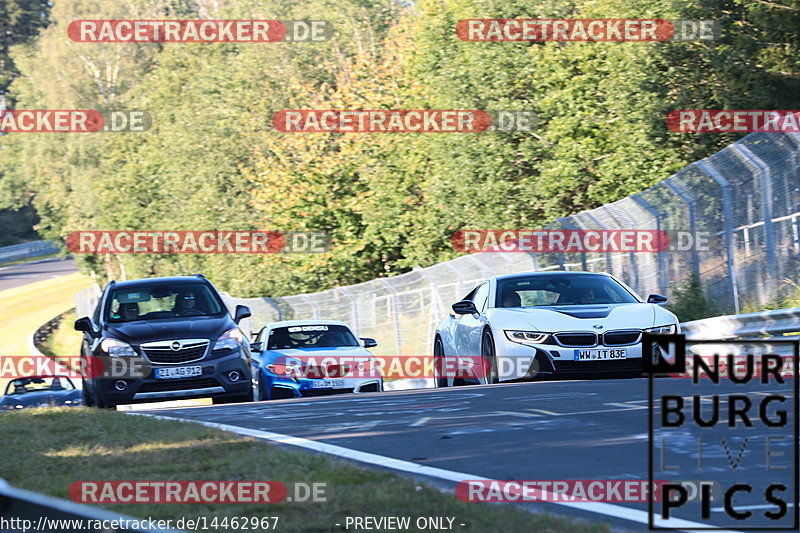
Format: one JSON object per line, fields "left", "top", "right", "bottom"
{"left": 139, "top": 377, "right": 218, "bottom": 393}
{"left": 140, "top": 339, "right": 209, "bottom": 364}
{"left": 603, "top": 330, "right": 641, "bottom": 346}
{"left": 553, "top": 333, "right": 598, "bottom": 347}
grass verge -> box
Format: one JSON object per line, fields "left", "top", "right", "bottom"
{"left": 0, "top": 409, "right": 609, "bottom": 533}
{"left": 41, "top": 310, "right": 83, "bottom": 358}
{"left": 0, "top": 272, "right": 92, "bottom": 355}
{"left": 0, "top": 272, "right": 92, "bottom": 397}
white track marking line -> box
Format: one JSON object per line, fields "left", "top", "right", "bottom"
{"left": 410, "top": 416, "right": 432, "bottom": 427}
{"left": 710, "top": 504, "right": 794, "bottom": 512}
{"left": 496, "top": 410, "right": 542, "bottom": 418}
{"left": 129, "top": 412, "right": 741, "bottom": 532}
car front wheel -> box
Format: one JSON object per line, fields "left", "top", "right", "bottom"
{"left": 481, "top": 330, "right": 500, "bottom": 385}
{"left": 434, "top": 337, "right": 448, "bottom": 388}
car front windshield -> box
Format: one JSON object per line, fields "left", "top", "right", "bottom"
{"left": 495, "top": 275, "right": 639, "bottom": 307}
{"left": 106, "top": 283, "right": 225, "bottom": 322}
{"left": 267, "top": 325, "right": 360, "bottom": 350}
{"left": 6, "top": 377, "right": 75, "bottom": 396}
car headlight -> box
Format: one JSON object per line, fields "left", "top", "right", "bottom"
{"left": 645, "top": 325, "right": 677, "bottom": 335}
{"left": 357, "top": 359, "right": 380, "bottom": 372}
{"left": 214, "top": 328, "right": 244, "bottom": 351}
{"left": 504, "top": 330, "right": 550, "bottom": 344}
{"left": 266, "top": 362, "right": 301, "bottom": 376}
{"left": 100, "top": 338, "right": 137, "bottom": 357}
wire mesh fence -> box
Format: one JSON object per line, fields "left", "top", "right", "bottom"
{"left": 76, "top": 130, "right": 800, "bottom": 361}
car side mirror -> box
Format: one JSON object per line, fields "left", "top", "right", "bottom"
{"left": 234, "top": 305, "right": 251, "bottom": 323}
{"left": 647, "top": 294, "right": 668, "bottom": 305}
{"left": 360, "top": 337, "right": 378, "bottom": 348}
{"left": 452, "top": 300, "right": 479, "bottom": 315}
{"left": 249, "top": 341, "right": 263, "bottom": 352}
{"left": 74, "top": 317, "right": 96, "bottom": 335}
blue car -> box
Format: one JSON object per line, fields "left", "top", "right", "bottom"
{"left": 1, "top": 376, "right": 82, "bottom": 411}
{"left": 250, "top": 320, "right": 383, "bottom": 400}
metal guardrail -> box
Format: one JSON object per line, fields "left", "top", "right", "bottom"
{"left": 0, "top": 240, "right": 60, "bottom": 264}
{"left": 0, "top": 479, "right": 184, "bottom": 533}
{"left": 682, "top": 306, "right": 800, "bottom": 340}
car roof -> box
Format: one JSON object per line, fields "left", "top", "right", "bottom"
{"left": 108, "top": 276, "right": 210, "bottom": 290}
{"left": 262, "top": 319, "right": 350, "bottom": 329}
{"left": 493, "top": 271, "right": 612, "bottom": 282}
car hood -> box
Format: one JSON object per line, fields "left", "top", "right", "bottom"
{"left": 260, "top": 345, "right": 375, "bottom": 363}
{"left": 1, "top": 390, "right": 80, "bottom": 407}
{"left": 102, "top": 315, "right": 234, "bottom": 345}
{"left": 489, "top": 303, "right": 676, "bottom": 331}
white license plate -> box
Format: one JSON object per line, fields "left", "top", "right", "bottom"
{"left": 154, "top": 365, "right": 203, "bottom": 379}
{"left": 311, "top": 379, "right": 346, "bottom": 389}
{"left": 574, "top": 349, "right": 627, "bottom": 361}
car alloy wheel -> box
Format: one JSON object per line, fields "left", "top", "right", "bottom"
{"left": 481, "top": 330, "right": 500, "bottom": 385}
{"left": 434, "top": 337, "right": 448, "bottom": 388}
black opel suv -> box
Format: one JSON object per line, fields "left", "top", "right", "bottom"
{"left": 75, "top": 274, "right": 253, "bottom": 409}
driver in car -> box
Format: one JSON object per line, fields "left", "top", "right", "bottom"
{"left": 173, "top": 291, "right": 200, "bottom": 316}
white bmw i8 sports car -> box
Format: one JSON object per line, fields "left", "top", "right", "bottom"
{"left": 433, "top": 271, "right": 679, "bottom": 385}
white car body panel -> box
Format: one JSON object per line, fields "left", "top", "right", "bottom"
{"left": 434, "top": 271, "right": 680, "bottom": 383}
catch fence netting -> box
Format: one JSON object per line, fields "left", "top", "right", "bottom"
{"left": 76, "top": 131, "right": 800, "bottom": 362}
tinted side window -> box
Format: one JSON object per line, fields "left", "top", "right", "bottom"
{"left": 473, "top": 283, "right": 490, "bottom": 313}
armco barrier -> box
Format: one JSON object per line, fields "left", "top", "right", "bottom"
{"left": 0, "top": 479, "right": 183, "bottom": 533}
{"left": 681, "top": 306, "right": 800, "bottom": 340}
{"left": 0, "top": 240, "right": 59, "bottom": 264}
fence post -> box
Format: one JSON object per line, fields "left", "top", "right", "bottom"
{"left": 631, "top": 194, "right": 667, "bottom": 295}
{"left": 785, "top": 133, "right": 800, "bottom": 266}
{"left": 339, "top": 286, "right": 359, "bottom": 331}
{"left": 664, "top": 180, "right": 701, "bottom": 280}
{"left": 583, "top": 212, "right": 613, "bottom": 275}
{"left": 558, "top": 217, "right": 588, "bottom": 271}
{"left": 694, "top": 160, "right": 740, "bottom": 314}
{"left": 378, "top": 279, "right": 403, "bottom": 356}
{"left": 607, "top": 205, "right": 639, "bottom": 290}
{"left": 302, "top": 295, "right": 321, "bottom": 319}
{"left": 417, "top": 267, "right": 447, "bottom": 353}
{"left": 732, "top": 145, "right": 778, "bottom": 284}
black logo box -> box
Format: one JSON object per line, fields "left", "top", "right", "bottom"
{"left": 644, "top": 334, "right": 799, "bottom": 530}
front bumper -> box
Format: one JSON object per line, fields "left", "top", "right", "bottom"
{"left": 494, "top": 335, "right": 644, "bottom": 380}
{"left": 91, "top": 350, "right": 251, "bottom": 404}
{"left": 259, "top": 371, "right": 383, "bottom": 400}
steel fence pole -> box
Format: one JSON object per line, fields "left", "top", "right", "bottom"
{"left": 631, "top": 195, "right": 667, "bottom": 295}
{"left": 378, "top": 279, "right": 403, "bottom": 355}
{"left": 664, "top": 180, "right": 701, "bottom": 280}
{"left": 733, "top": 145, "right": 778, "bottom": 283}
{"left": 302, "top": 295, "right": 321, "bottom": 319}
{"left": 558, "top": 217, "right": 588, "bottom": 271}
{"left": 583, "top": 212, "right": 613, "bottom": 275}
{"left": 694, "top": 160, "right": 740, "bottom": 314}
{"left": 608, "top": 205, "right": 640, "bottom": 290}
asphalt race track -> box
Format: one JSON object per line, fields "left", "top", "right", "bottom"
{"left": 0, "top": 257, "right": 77, "bottom": 291}
{"left": 148, "top": 377, "right": 797, "bottom": 530}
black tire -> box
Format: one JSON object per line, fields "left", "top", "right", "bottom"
{"left": 481, "top": 330, "right": 500, "bottom": 385}
{"left": 94, "top": 391, "right": 114, "bottom": 409}
{"left": 434, "top": 337, "right": 448, "bottom": 388}
{"left": 84, "top": 382, "right": 114, "bottom": 409}
{"left": 81, "top": 380, "right": 94, "bottom": 407}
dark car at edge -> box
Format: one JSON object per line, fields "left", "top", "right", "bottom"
{"left": 75, "top": 274, "right": 253, "bottom": 409}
